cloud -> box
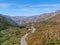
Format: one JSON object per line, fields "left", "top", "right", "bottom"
{"left": 11, "top": 4, "right": 60, "bottom": 12}
{"left": 0, "top": 3, "right": 11, "bottom": 8}
{"left": 28, "top": 4, "right": 60, "bottom": 8}
{"left": 0, "top": 3, "right": 60, "bottom": 16}
{"left": 13, "top": 4, "right": 60, "bottom": 16}
{"left": 17, "top": 4, "right": 60, "bottom": 8}
{"left": 15, "top": 4, "right": 60, "bottom": 12}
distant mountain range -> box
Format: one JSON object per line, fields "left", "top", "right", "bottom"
{"left": 0, "top": 10, "right": 60, "bottom": 27}
{"left": 10, "top": 10, "right": 60, "bottom": 26}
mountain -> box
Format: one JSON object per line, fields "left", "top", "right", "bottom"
{"left": 0, "top": 10, "right": 60, "bottom": 45}
{"left": 0, "top": 14, "right": 25, "bottom": 45}
{"left": 0, "top": 14, "right": 19, "bottom": 31}
{"left": 11, "top": 10, "right": 60, "bottom": 26}
{"left": 11, "top": 16, "right": 27, "bottom": 26}
{"left": 26, "top": 10, "right": 60, "bottom": 45}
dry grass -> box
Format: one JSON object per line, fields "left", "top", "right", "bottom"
{"left": 26, "top": 20, "right": 60, "bottom": 45}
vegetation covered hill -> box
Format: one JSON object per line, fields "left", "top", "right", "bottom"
{"left": 0, "top": 14, "right": 28, "bottom": 45}
{"left": 0, "top": 14, "right": 19, "bottom": 31}
{"left": 26, "top": 11, "right": 60, "bottom": 45}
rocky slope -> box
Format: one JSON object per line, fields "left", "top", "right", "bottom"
{"left": 11, "top": 10, "right": 60, "bottom": 26}
{"left": 26, "top": 10, "right": 60, "bottom": 45}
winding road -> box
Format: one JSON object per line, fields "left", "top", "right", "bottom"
{"left": 20, "top": 26, "right": 36, "bottom": 45}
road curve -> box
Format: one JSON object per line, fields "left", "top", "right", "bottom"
{"left": 20, "top": 33, "right": 29, "bottom": 45}
{"left": 31, "top": 26, "right": 36, "bottom": 33}
{"left": 20, "top": 26, "right": 36, "bottom": 45}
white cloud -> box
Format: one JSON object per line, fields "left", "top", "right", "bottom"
{"left": 0, "top": 3, "right": 60, "bottom": 16}
{"left": 28, "top": 4, "right": 60, "bottom": 8}
{"left": 16, "top": 4, "right": 60, "bottom": 16}
{"left": 17, "top": 4, "right": 60, "bottom": 8}
{"left": 15, "top": 4, "right": 60, "bottom": 13}
{"left": 0, "top": 3, "right": 11, "bottom": 8}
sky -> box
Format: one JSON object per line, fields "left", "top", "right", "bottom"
{"left": 0, "top": 0, "right": 60, "bottom": 16}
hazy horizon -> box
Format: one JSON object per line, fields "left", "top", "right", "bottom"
{"left": 0, "top": 0, "right": 60, "bottom": 16}
{"left": 1, "top": 10, "right": 59, "bottom": 17}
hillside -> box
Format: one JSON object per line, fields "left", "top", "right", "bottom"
{"left": 0, "top": 14, "right": 19, "bottom": 31}
{"left": 1, "top": 10, "right": 60, "bottom": 45}
{"left": 0, "top": 14, "right": 28, "bottom": 45}
{"left": 11, "top": 10, "right": 60, "bottom": 26}
{"left": 26, "top": 11, "right": 60, "bottom": 45}
{"left": 11, "top": 16, "right": 27, "bottom": 26}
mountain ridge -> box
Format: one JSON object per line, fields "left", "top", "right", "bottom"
{"left": 11, "top": 10, "right": 60, "bottom": 26}
{"left": 0, "top": 14, "right": 19, "bottom": 31}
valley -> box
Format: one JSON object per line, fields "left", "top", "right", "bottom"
{"left": 0, "top": 10, "right": 60, "bottom": 45}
